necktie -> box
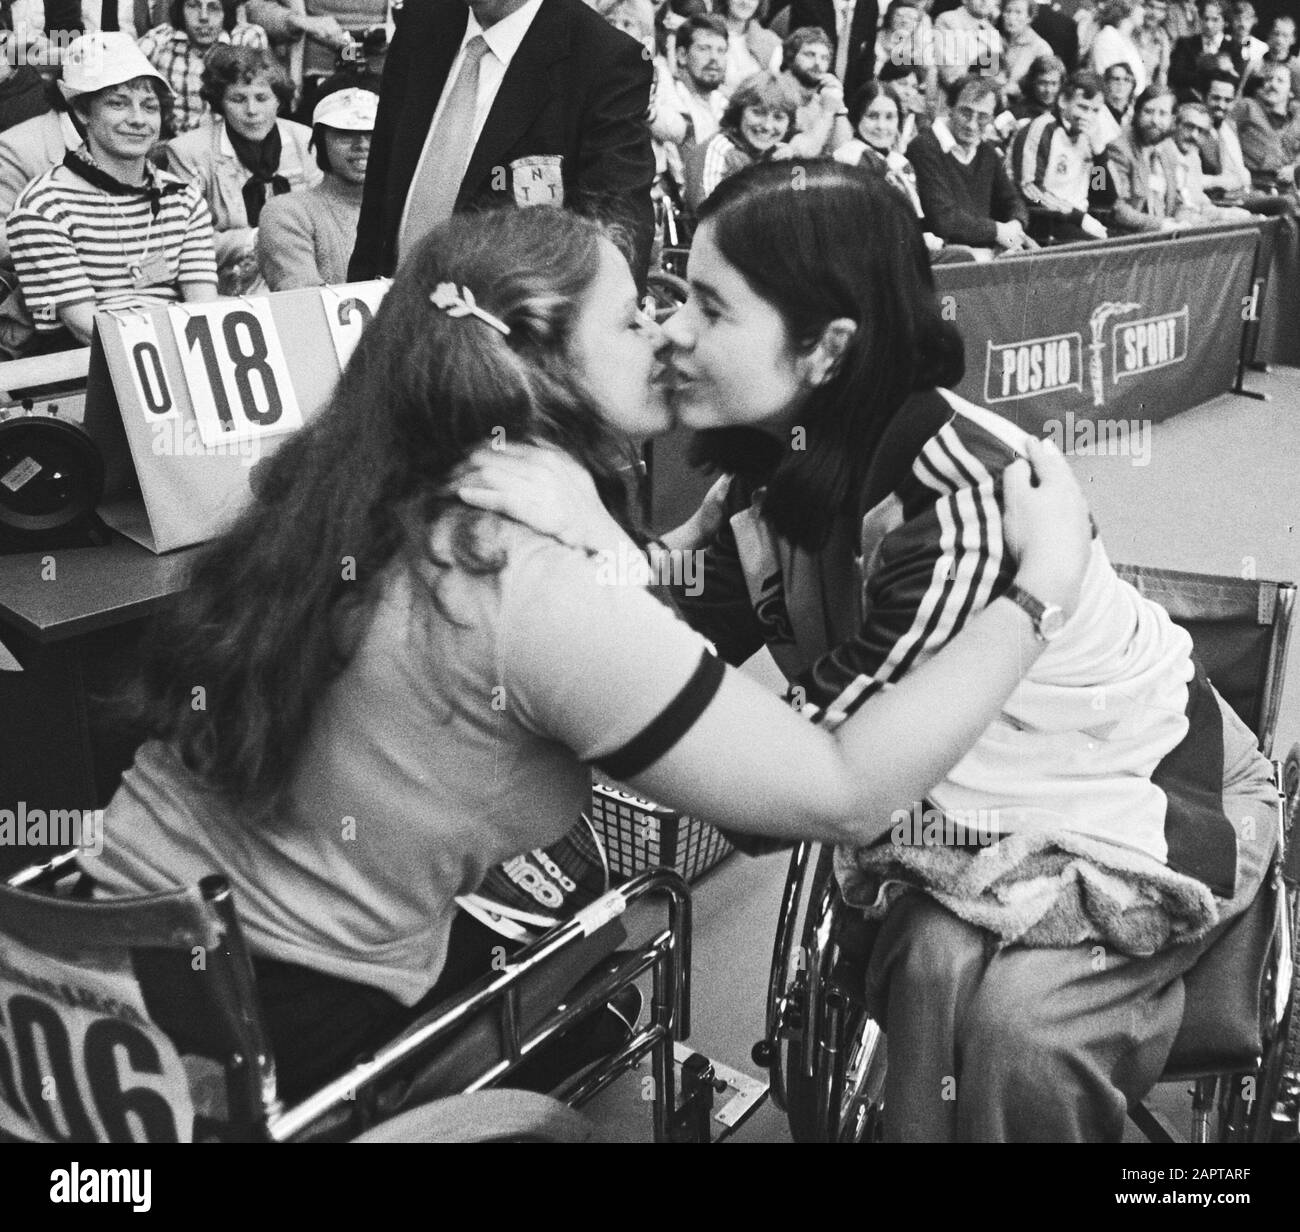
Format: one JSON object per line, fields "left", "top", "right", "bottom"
{"left": 399, "top": 34, "right": 490, "bottom": 262}
{"left": 100, "top": 0, "right": 119, "bottom": 32}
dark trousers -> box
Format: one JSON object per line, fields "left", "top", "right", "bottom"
{"left": 254, "top": 911, "right": 507, "bottom": 1102}
{"left": 862, "top": 694, "right": 1277, "bottom": 1142}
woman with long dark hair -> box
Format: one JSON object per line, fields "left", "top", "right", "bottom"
{"left": 457, "top": 161, "right": 1278, "bottom": 1142}
{"left": 80, "top": 201, "right": 1090, "bottom": 1100}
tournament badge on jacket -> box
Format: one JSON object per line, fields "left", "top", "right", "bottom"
{"left": 509, "top": 155, "right": 565, "bottom": 207}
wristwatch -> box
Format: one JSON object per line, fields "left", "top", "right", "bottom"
{"left": 1002, "top": 581, "right": 1067, "bottom": 643}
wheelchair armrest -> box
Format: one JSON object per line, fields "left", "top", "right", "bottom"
{"left": 381, "top": 918, "right": 630, "bottom": 1107}
{"left": 1164, "top": 874, "right": 1277, "bottom": 1078}
{"left": 272, "top": 870, "right": 691, "bottom": 1142}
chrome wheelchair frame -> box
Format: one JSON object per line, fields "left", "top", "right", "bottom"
{"left": 753, "top": 565, "right": 1300, "bottom": 1144}
{"left": 1, "top": 854, "right": 754, "bottom": 1143}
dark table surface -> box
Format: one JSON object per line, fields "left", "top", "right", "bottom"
{"left": 0, "top": 532, "right": 198, "bottom": 645}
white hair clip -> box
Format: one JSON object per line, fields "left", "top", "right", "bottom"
{"left": 430, "top": 282, "right": 511, "bottom": 337}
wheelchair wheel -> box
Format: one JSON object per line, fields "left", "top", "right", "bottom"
{"left": 779, "top": 845, "right": 887, "bottom": 1142}
{"left": 1283, "top": 744, "right": 1300, "bottom": 843}
{"left": 1216, "top": 763, "right": 1300, "bottom": 1144}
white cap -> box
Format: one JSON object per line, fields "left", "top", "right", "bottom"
{"left": 59, "top": 32, "right": 171, "bottom": 101}
{"left": 312, "top": 88, "right": 379, "bottom": 131}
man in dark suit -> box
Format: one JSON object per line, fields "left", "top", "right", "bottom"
{"left": 349, "top": 0, "right": 655, "bottom": 283}
{"left": 1169, "top": 1, "right": 1244, "bottom": 96}
{"left": 785, "top": 0, "right": 878, "bottom": 101}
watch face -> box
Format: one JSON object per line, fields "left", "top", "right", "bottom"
{"left": 1039, "top": 605, "right": 1068, "bottom": 640}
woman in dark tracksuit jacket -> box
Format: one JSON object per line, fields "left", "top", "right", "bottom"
{"left": 457, "top": 160, "right": 1277, "bottom": 1143}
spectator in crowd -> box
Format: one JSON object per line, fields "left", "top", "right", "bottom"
{"left": 256, "top": 84, "right": 373, "bottom": 289}
{"left": 351, "top": 0, "right": 655, "bottom": 287}
{"left": 0, "top": 31, "right": 52, "bottom": 135}
{"left": 835, "top": 78, "right": 946, "bottom": 251}
{"left": 6, "top": 32, "right": 216, "bottom": 350}
{"left": 1185, "top": 47, "right": 1237, "bottom": 100}
{"left": 670, "top": 13, "right": 731, "bottom": 149}
{"left": 598, "top": 0, "right": 685, "bottom": 193}
{"left": 1134, "top": 0, "right": 1172, "bottom": 87}
{"left": 1090, "top": 0, "right": 1147, "bottom": 94}
{"left": 879, "top": 0, "right": 941, "bottom": 106}
{"left": 138, "top": 0, "right": 269, "bottom": 135}
{"left": 77, "top": 0, "right": 160, "bottom": 38}
{"left": 879, "top": 57, "right": 929, "bottom": 146}
{"left": 1169, "top": 0, "right": 1242, "bottom": 95}
{"left": 718, "top": 0, "right": 781, "bottom": 92}
{"left": 933, "top": 0, "right": 1002, "bottom": 87}
{"left": 1163, "top": 0, "right": 1200, "bottom": 43}
{"left": 683, "top": 68, "right": 793, "bottom": 211}
{"left": 2, "top": 0, "right": 82, "bottom": 68}
{"left": 244, "top": 0, "right": 385, "bottom": 120}
{"left": 1011, "top": 51, "right": 1064, "bottom": 121}
{"left": 1230, "top": 1, "right": 1265, "bottom": 78}
{"left": 787, "top": 0, "right": 879, "bottom": 101}
{"left": 1241, "top": 14, "right": 1300, "bottom": 101}
{"left": 1007, "top": 68, "right": 1110, "bottom": 241}
{"left": 1101, "top": 58, "right": 1135, "bottom": 121}
{"left": 908, "top": 73, "right": 1032, "bottom": 252}
{"left": 779, "top": 25, "right": 852, "bottom": 155}
{"left": 0, "top": 82, "right": 82, "bottom": 266}
{"left": 875, "top": 0, "right": 923, "bottom": 77}
{"left": 1104, "top": 83, "right": 1182, "bottom": 230}
{"left": 1168, "top": 97, "right": 1250, "bottom": 220}
{"left": 165, "top": 43, "right": 320, "bottom": 294}
{"left": 1031, "top": 0, "right": 1080, "bottom": 72}
{"left": 1199, "top": 68, "right": 1288, "bottom": 212}
{"left": 1233, "top": 61, "right": 1300, "bottom": 194}
{"left": 999, "top": 0, "right": 1053, "bottom": 102}
{"left": 1075, "top": 0, "right": 1099, "bottom": 64}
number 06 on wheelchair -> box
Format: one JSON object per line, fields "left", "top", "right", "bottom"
{"left": 753, "top": 563, "right": 1300, "bottom": 1144}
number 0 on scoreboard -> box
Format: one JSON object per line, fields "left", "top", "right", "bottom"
{"left": 170, "top": 299, "right": 303, "bottom": 447}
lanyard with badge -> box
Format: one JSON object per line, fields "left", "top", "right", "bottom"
{"left": 63, "top": 149, "right": 176, "bottom": 289}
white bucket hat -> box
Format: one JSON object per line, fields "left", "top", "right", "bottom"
{"left": 59, "top": 32, "right": 172, "bottom": 102}
{"left": 311, "top": 87, "right": 379, "bottom": 131}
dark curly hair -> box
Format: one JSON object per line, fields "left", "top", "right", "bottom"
{"left": 199, "top": 43, "right": 294, "bottom": 113}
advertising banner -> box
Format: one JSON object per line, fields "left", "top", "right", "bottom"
{"left": 932, "top": 226, "right": 1258, "bottom": 439}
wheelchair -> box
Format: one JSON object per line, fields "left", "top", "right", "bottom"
{"left": 0, "top": 848, "right": 752, "bottom": 1143}
{"left": 753, "top": 562, "right": 1300, "bottom": 1144}
{"left": 641, "top": 173, "right": 693, "bottom": 326}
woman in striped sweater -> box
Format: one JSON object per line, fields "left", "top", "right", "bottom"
{"left": 6, "top": 32, "right": 217, "bottom": 349}
{"left": 682, "top": 71, "right": 795, "bottom": 214}
{"left": 456, "top": 160, "right": 1279, "bottom": 1143}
